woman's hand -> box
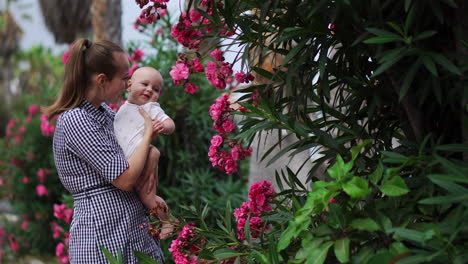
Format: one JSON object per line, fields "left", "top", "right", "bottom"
{"left": 138, "top": 107, "right": 153, "bottom": 140}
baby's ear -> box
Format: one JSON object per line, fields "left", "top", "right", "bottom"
{"left": 127, "top": 79, "right": 132, "bottom": 89}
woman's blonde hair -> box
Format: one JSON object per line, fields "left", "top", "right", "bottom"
{"left": 45, "top": 38, "right": 124, "bottom": 119}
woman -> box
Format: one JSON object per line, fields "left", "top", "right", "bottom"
{"left": 46, "top": 38, "right": 164, "bottom": 263}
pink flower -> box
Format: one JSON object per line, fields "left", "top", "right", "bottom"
{"left": 169, "top": 63, "right": 190, "bottom": 84}
{"left": 191, "top": 58, "right": 204, "bottom": 73}
{"left": 221, "top": 119, "right": 235, "bottom": 134}
{"left": 184, "top": 82, "right": 199, "bottom": 94}
{"left": 8, "top": 235, "right": 19, "bottom": 251}
{"left": 22, "top": 177, "right": 29, "bottom": 184}
{"left": 21, "top": 221, "right": 28, "bottom": 230}
{"left": 129, "top": 49, "right": 145, "bottom": 62}
{"left": 64, "top": 209, "right": 73, "bottom": 225}
{"left": 51, "top": 222, "right": 62, "bottom": 239}
{"left": 14, "top": 136, "right": 22, "bottom": 143}
{"left": 28, "top": 104, "right": 39, "bottom": 116}
{"left": 210, "top": 49, "right": 224, "bottom": 62}
{"left": 19, "top": 127, "right": 26, "bottom": 134}
{"left": 210, "top": 135, "right": 223, "bottom": 147}
{"left": 36, "top": 185, "right": 48, "bottom": 196}
{"left": 56, "top": 242, "right": 65, "bottom": 257}
{"left": 189, "top": 9, "right": 201, "bottom": 22}
{"left": 329, "top": 198, "right": 337, "bottom": 203}
{"left": 37, "top": 169, "right": 45, "bottom": 183}
{"left": 54, "top": 204, "right": 67, "bottom": 219}
{"left": 62, "top": 48, "right": 71, "bottom": 65}
{"left": 128, "top": 64, "right": 140, "bottom": 78}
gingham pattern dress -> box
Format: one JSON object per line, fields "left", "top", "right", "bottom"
{"left": 53, "top": 100, "right": 164, "bottom": 264}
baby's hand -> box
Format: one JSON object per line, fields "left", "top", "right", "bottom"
{"left": 152, "top": 120, "right": 164, "bottom": 135}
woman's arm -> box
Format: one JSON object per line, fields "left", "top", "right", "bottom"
{"left": 112, "top": 108, "right": 153, "bottom": 191}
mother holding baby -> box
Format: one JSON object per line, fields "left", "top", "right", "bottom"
{"left": 46, "top": 38, "right": 165, "bottom": 263}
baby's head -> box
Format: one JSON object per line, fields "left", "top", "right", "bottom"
{"left": 126, "top": 67, "right": 164, "bottom": 105}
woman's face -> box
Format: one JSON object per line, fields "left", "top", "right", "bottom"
{"left": 104, "top": 52, "right": 130, "bottom": 104}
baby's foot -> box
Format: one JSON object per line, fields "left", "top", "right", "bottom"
{"left": 159, "top": 222, "right": 174, "bottom": 240}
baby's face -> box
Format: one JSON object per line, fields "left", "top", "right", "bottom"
{"left": 127, "top": 67, "right": 163, "bottom": 105}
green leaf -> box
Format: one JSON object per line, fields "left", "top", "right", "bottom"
{"left": 428, "top": 173, "right": 468, "bottom": 184}
{"left": 418, "top": 194, "right": 468, "bottom": 204}
{"left": 327, "top": 154, "right": 352, "bottom": 180}
{"left": 431, "top": 53, "right": 462, "bottom": 75}
{"left": 421, "top": 55, "right": 438, "bottom": 76}
{"left": 305, "top": 241, "right": 334, "bottom": 264}
{"left": 364, "top": 36, "right": 402, "bottom": 44}
{"left": 214, "top": 248, "right": 243, "bottom": 259}
{"left": 134, "top": 250, "right": 162, "bottom": 264}
{"left": 350, "top": 218, "right": 381, "bottom": 231}
{"left": 392, "top": 228, "right": 428, "bottom": 243}
{"left": 400, "top": 59, "right": 420, "bottom": 100}
{"left": 281, "top": 39, "right": 307, "bottom": 67}
{"left": 100, "top": 246, "right": 119, "bottom": 264}
{"left": 334, "top": 238, "right": 350, "bottom": 263}
{"left": 413, "top": 30, "right": 437, "bottom": 41}
{"left": 350, "top": 139, "right": 371, "bottom": 162}
{"left": 371, "top": 54, "right": 404, "bottom": 77}
{"left": 366, "top": 28, "right": 401, "bottom": 38}
{"left": 343, "top": 177, "right": 370, "bottom": 198}
{"left": 250, "top": 250, "right": 268, "bottom": 264}
{"left": 369, "top": 161, "right": 384, "bottom": 185}
{"left": 379, "top": 176, "right": 410, "bottom": 196}
{"left": 435, "top": 144, "right": 468, "bottom": 152}
{"left": 428, "top": 176, "right": 468, "bottom": 195}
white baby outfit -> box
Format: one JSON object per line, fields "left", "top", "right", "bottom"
{"left": 114, "top": 101, "right": 169, "bottom": 158}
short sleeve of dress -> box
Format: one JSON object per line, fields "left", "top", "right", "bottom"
{"left": 141, "top": 102, "right": 170, "bottom": 122}
{"left": 62, "top": 111, "right": 129, "bottom": 183}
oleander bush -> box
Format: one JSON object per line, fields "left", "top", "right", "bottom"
{"left": 127, "top": 0, "right": 468, "bottom": 263}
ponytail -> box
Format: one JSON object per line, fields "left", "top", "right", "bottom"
{"left": 45, "top": 38, "right": 124, "bottom": 119}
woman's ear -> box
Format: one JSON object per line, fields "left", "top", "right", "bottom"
{"left": 95, "top": 73, "right": 107, "bottom": 88}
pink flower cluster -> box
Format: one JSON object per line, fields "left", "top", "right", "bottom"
{"left": 52, "top": 203, "right": 72, "bottom": 264}
{"left": 40, "top": 114, "right": 55, "bottom": 136}
{"left": 129, "top": 49, "right": 145, "bottom": 62}
{"left": 171, "top": 9, "right": 203, "bottom": 49}
{"left": 234, "top": 180, "right": 276, "bottom": 240}
{"left": 54, "top": 204, "right": 73, "bottom": 225}
{"left": 62, "top": 44, "right": 73, "bottom": 65}
{"left": 36, "top": 184, "right": 48, "bottom": 196}
{"left": 208, "top": 95, "right": 252, "bottom": 174}
{"left": 205, "top": 49, "right": 234, "bottom": 90}
{"left": 56, "top": 241, "right": 69, "bottom": 264}
{"left": 169, "top": 54, "right": 204, "bottom": 94}
{"left": 135, "top": 0, "right": 169, "bottom": 25}
{"left": 169, "top": 223, "right": 204, "bottom": 264}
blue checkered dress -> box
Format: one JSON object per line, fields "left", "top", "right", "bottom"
{"left": 53, "top": 100, "right": 164, "bottom": 264}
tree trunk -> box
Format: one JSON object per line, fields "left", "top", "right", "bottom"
{"left": 91, "top": 0, "right": 122, "bottom": 46}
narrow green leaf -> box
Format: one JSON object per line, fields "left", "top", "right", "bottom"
{"left": 366, "top": 28, "right": 401, "bottom": 38}
{"left": 428, "top": 177, "right": 468, "bottom": 195}
{"left": 350, "top": 218, "right": 381, "bottom": 231}
{"left": 421, "top": 55, "right": 438, "bottom": 76}
{"left": 364, "top": 36, "right": 402, "bottom": 44}
{"left": 431, "top": 53, "right": 462, "bottom": 75}
{"left": 281, "top": 39, "right": 307, "bottom": 67}
{"left": 371, "top": 54, "right": 404, "bottom": 77}
{"left": 400, "top": 59, "right": 420, "bottom": 100}
{"left": 413, "top": 30, "right": 437, "bottom": 41}
{"left": 404, "top": 0, "right": 412, "bottom": 12}
{"left": 100, "top": 246, "right": 118, "bottom": 264}
{"left": 418, "top": 194, "right": 468, "bottom": 204}
{"left": 334, "top": 238, "right": 350, "bottom": 263}
{"left": 369, "top": 161, "right": 384, "bottom": 185}
{"left": 250, "top": 250, "right": 268, "bottom": 264}
{"left": 435, "top": 144, "right": 468, "bottom": 152}
{"left": 428, "top": 174, "right": 468, "bottom": 184}
{"left": 213, "top": 248, "right": 243, "bottom": 259}
{"left": 379, "top": 176, "right": 410, "bottom": 196}
{"left": 134, "top": 250, "right": 162, "bottom": 264}
{"left": 350, "top": 139, "right": 371, "bottom": 162}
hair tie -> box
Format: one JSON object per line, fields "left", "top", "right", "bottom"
{"left": 84, "top": 39, "right": 92, "bottom": 49}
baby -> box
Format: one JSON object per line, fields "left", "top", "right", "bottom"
{"left": 114, "top": 66, "right": 175, "bottom": 239}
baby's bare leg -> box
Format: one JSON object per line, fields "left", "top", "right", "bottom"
{"left": 138, "top": 146, "right": 160, "bottom": 209}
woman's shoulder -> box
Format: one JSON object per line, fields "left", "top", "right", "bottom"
{"left": 58, "top": 107, "right": 94, "bottom": 129}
